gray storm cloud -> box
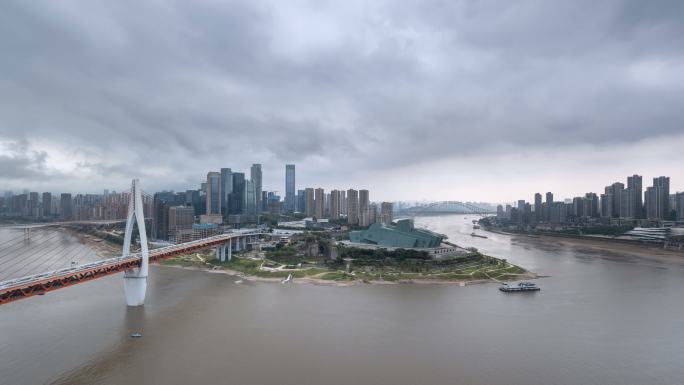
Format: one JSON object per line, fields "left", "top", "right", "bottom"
{"left": 0, "top": 0, "right": 683, "bottom": 200}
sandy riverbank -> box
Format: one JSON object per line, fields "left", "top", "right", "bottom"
{"left": 63, "top": 228, "right": 121, "bottom": 259}
{"left": 499, "top": 230, "right": 684, "bottom": 268}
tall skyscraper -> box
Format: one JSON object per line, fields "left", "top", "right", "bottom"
{"left": 42, "top": 192, "right": 52, "bottom": 217}
{"left": 152, "top": 193, "right": 171, "bottom": 240}
{"left": 340, "top": 190, "right": 347, "bottom": 215}
{"left": 185, "top": 189, "right": 202, "bottom": 215}
{"left": 603, "top": 182, "right": 624, "bottom": 218}
{"left": 250, "top": 164, "right": 262, "bottom": 214}
{"left": 359, "top": 190, "right": 370, "bottom": 227}
{"left": 676, "top": 192, "right": 684, "bottom": 220}
{"left": 324, "top": 192, "right": 331, "bottom": 217}
{"left": 627, "top": 175, "right": 643, "bottom": 219}
{"left": 534, "top": 193, "right": 542, "bottom": 222}
{"left": 330, "top": 190, "right": 341, "bottom": 220}
{"left": 347, "top": 189, "right": 359, "bottom": 225}
{"left": 305, "top": 188, "right": 315, "bottom": 217}
{"left": 285, "top": 164, "right": 295, "bottom": 212}
{"left": 297, "top": 189, "right": 305, "bottom": 213}
{"left": 545, "top": 192, "right": 553, "bottom": 221}
{"left": 369, "top": 203, "right": 379, "bottom": 224}
{"left": 220, "top": 168, "right": 232, "bottom": 217}
{"left": 583, "top": 193, "right": 599, "bottom": 218}
{"left": 244, "top": 179, "right": 257, "bottom": 215}
{"left": 314, "top": 188, "right": 325, "bottom": 219}
{"left": 60, "top": 193, "right": 72, "bottom": 220}
{"left": 380, "top": 202, "right": 393, "bottom": 225}
{"left": 646, "top": 176, "right": 670, "bottom": 220}
{"left": 206, "top": 172, "right": 221, "bottom": 215}
{"left": 230, "top": 172, "right": 245, "bottom": 214}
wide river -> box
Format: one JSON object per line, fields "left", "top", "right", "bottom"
{"left": 2, "top": 215, "right": 684, "bottom": 385}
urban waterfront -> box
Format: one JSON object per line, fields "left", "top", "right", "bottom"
{"left": 2, "top": 214, "right": 683, "bottom": 385}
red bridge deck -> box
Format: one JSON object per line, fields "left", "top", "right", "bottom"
{"left": 0, "top": 232, "right": 263, "bottom": 305}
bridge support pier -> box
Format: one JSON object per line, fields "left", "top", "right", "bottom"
{"left": 123, "top": 275, "right": 147, "bottom": 306}
{"left": 217, "top": 243, "right": 229, "bottom": 262}
{"left": 227, "top": 239, "right": 232, "bottom": 261}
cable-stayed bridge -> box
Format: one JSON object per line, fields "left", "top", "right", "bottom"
{"left": 0, "top": 180, "right": 263, "bottom": 306}
{"left": 395, "top": 201, "right": 495, "bottom": 216}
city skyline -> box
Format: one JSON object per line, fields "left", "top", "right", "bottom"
{"left": 2, "top": 167, "right": 682, "bottom": 206}
{"left": 1, "top": 1, "right": 684, "bottom": 200}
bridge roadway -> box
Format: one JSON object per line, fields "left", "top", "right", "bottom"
{"left": 0, "top": 231, "right": 264, "bottom": 305}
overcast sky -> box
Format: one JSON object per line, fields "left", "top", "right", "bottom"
{"left": 1, "top": 0, "right": 683, "bottom": 203}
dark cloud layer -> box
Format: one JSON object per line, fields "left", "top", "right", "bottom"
{"left": 0, "top": 0, "right": 683, "bottom": 199}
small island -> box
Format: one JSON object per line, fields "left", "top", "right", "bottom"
{"left": 160, "top": 219, "right": 536, "bottom": 285}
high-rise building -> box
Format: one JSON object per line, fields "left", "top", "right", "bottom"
{"left": 330, "top": 190, "right": 341, "bottom": 220}
{"left": 152, "top": 191, "right": 181, "bottom": 240}
{"left": 583, "top": 193, "right": 599, "bottom": 218}
{"left": 60, "top": 193, "right": 72, "bottom": 220}
{"left": 244, "top": 179, "right": 257, "bottom": 216}
{"left": 220, "top": 168, "right": 232, "bottom": 217}
{"left": 206, "top": 172, "right": 221, "bottom": 215}
{"left": 545, "top": 192, "right": 553, "bottom": 221}
{"left": 380, "top": 202, "right": 393, "bottom": 225}
{"left": 314, "top": 188, "right": 325, "bottom": 219}
{"left": 168, "top": 206, "right": 195, "bottom": 243}
{"left": 305, "top": 188, "right": 315, "bottom": 217}
{"left": 627, "top": 175, "right": 643, "bottom": 219}
{"left": 550, "top": 202, "right": 566, "bottom": 224}
{"left": 27, "top": 192, "right": 39, "bottom": 217}
{"left": 340, "top": 190, "right": 347, "bottom": 215}
{"left": 42, "top": 192, "right": 52, "bottom": 217}
{"left": 603, "top": 182, "right": 625, "bottom": 218}
{"left": 285, "top": 164, "right": 296, "bottom": 212}
{"left": 369, "top": 203, "right": 379, "bottom": 224}
{"left": 185, "top": 189, "right": 202, "bottom": 215}
{"left": 250, "top": 164, "right": 262, "bottom": 214}
{"left": 230, "top": 173, "right": 245, "bottom": 214}
{"left": 347, "top": 189, "right": 359, "bottom": 225}
{"left": 297, "top": 189, "right": 305, "bottom": 213}
{"left": 325, "top": 193, "right": 331, "bottom": 217}
{"left": 359, "top": 190, "right": 370, "bottom": 227}
{"left": 534, "top": 193, "right": 542, "bottom": 222}
{"left": 261, "top": 191, "right": 268, "bottom": 212}
{"left": 497, "top": 205, "right": 504, "bottom": 219}
{"left": 571, "top": 197, "right": 584, "bottom": 219}
{"left": 676, "top": 192, "right": 684, "bottom": 220}
{"left": 645, "top": 176, "right": 670, "bottom": 220}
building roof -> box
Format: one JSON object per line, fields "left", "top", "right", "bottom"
{"left": 349, "top": 219, "right": 444, "bottom": 248}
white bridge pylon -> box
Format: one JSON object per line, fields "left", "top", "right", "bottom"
{"left": 122, "top": 179, "right": 149, "bottom": 306}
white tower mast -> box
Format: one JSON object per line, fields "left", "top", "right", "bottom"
{"left": 122, "top": 179, "right": 149, "bottom": 306}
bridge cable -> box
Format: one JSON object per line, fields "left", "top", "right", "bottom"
{"left": 0, "top": 239, "right": 81, "bottom": 282}
{"left": 0, "top": 231, "right": 32, "bottom": 249}
{"left": 51, "top": 247, "right": 95, "bottom": 272}
{"left": 0, "top": 231, "right": 71, "bottom": 279}
{"left": 0, "top": 229, "right": 61, "bottom": 258}
{"left": 43, "top": 244, "right": 94, "bottom": 273}
{"left": 0, "top": 231, "right": 63, "bottom": 267}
